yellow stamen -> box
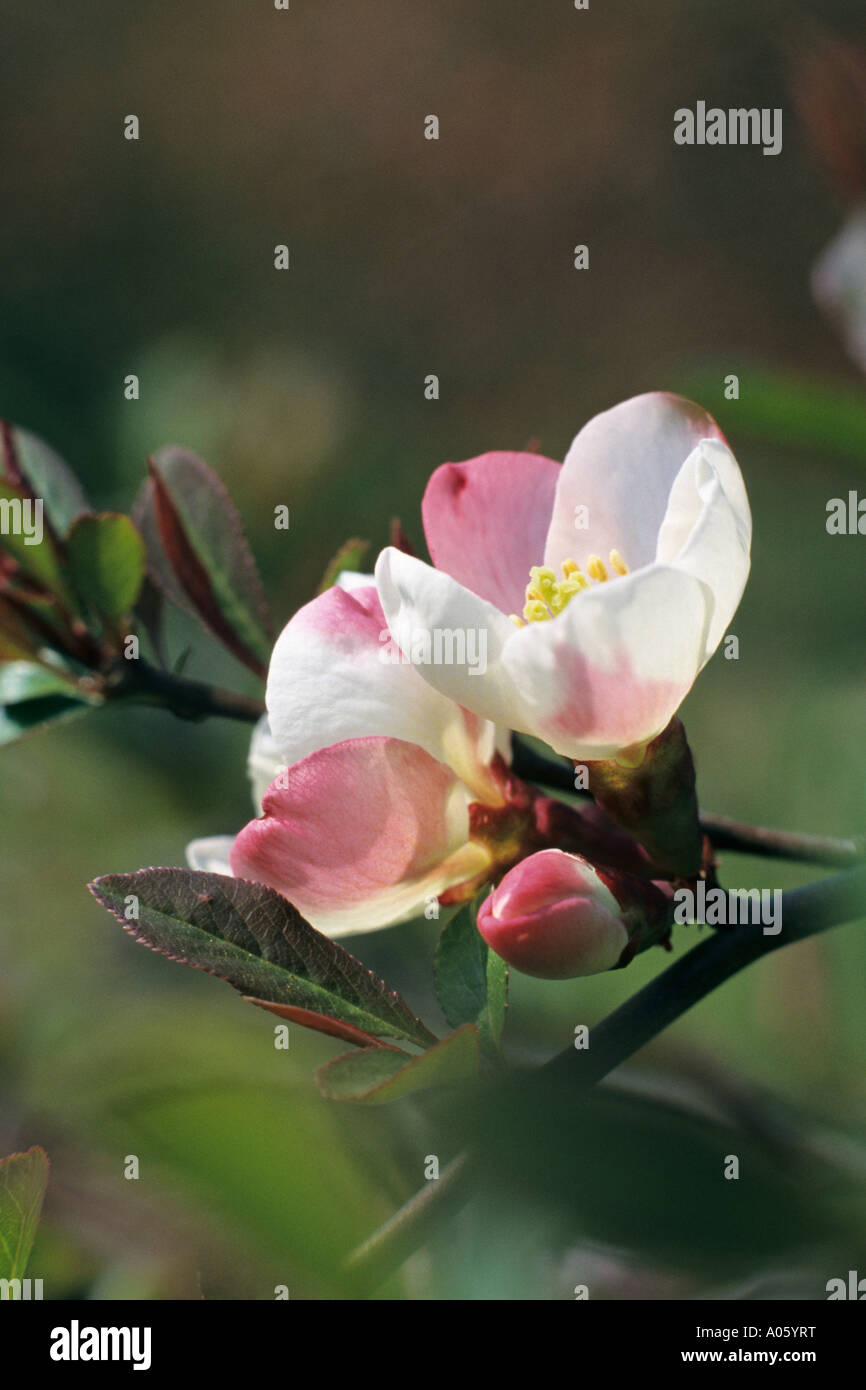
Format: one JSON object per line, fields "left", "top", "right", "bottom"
{"left": 517, "top": 548, "right": 629, "bottom": 623}
{"left": 609, "top": 548, "right": 629, "bottom": 576}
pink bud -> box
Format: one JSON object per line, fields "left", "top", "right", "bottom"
{"left": 476, "top": 849, "right": 630, "bottom": 980}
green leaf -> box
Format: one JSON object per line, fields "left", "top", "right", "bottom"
{"left": 315, "top": 1024, "right": 481, "bottom": 1104}
{"left": 0, "top": 423, "right": 89, "bottom": 536}
{"left": 0, "top": 480, "right": 71, "bottom": 600}
{"left": 89, "top": 868, "right": 437, "bottom": 1048}
{"left": 0, "top": 659, "right": 96, "bottom": 744}
{"left": 482, "top": 947, "right": 508, "bottom": 1054}
{"left": 435, "top": 901, "right": 508, "bottom": 1055}
{"left": 141, "top": 448, "right": 271, "bottom": 676}
{"left": 0, "top": 661, "right": 83, "bottom": 704}
{"left": 66, "top": 512, "right": 146, "bottom": 621}
{"left": 0, "top": 1147, "right": 50, "bottom": 1286}
{"left": 0, "top": 697, "right": 93, "bottom": 745}
{"left": 316, "top": 538, "right": 370, "bottom": 594}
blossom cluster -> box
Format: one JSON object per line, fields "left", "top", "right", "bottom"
{"left": 188, "top": 392, "right": 751, "bottom": 977}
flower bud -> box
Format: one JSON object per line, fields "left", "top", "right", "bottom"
{"left": 476, "top": 849, "right": 631, "bottom": 979}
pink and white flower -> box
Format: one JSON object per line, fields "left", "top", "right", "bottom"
{"left": 187, "top": 582, "right": 504, "bottom": 936}
{"left": 375, "top": 393, "right": 751, "bottom": 763}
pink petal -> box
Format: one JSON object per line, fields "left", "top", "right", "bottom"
{"left": 422, "top": 451, "right": 561, "bottom": 614}
{"left": 229, "top": 736, "right": 488, "bottom": 934}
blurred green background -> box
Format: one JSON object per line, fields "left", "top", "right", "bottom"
{"left": 1, "top": 0, "right": 864, "bottom": 1299}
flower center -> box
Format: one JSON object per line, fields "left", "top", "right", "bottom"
{"left": 510, "top": 551, "right": 629, "bottom": 626}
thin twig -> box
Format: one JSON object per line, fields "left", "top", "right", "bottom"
{"left": 106, "top": 659, "right": 266, "bottom": 724}
{"left": 342, "top": 1152, "right": 478, "bottom": 1293}
{"left": 698, "top": 811, "right": 864, "bottom": 868}
{"left": 511, "top": 735, "right": 865, "bottom": 869}
{"left": 344, "top": 865, "right": 866, "bottom": 1293}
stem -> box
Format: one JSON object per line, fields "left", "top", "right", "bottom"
{"left": 698, "top": 811, "right": 864, "bottom": 869}
{"left": 106, "top": 659, "right": 266, "bottom": 724}
{"left": 344, "top": 865, "right": 866, "bottom": 1293}
{"left": 342, "top": 1152, "right": 478, "bottom": 1294}
{"left": 545, "top": 864, "right": 866, "bottom": 1087}
{"left": 511, "top": 736, "right": 865, "bottom": 869}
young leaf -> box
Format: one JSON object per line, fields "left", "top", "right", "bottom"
{"left": 0, "top": 422, "right": 89, "bottom": 536}
{"left": 88, "top": 868, "right": 437, "bottom": 1048}
{"left": 66, "top": 513, "right": 146, "bottom": 621}
{"left": 316, "top": 537, "right": 370, "bottom": 594}
{"left": 0, "top": 480, "right": 71, "bottom": 602}
{"left": 315, "top": 1024, "right": 481, "bottom": 1104}
{"left": 0, "top": 1146, "right": 50, "bottom": 1285}
{"left": 435, "top": 901, "right": 508, "bottom": 1055}
{"left": 242, "top": 997, "right": 399, "bottom": 1050}
{"left": 142, "top": 448, "right": 271, "bottom": 676}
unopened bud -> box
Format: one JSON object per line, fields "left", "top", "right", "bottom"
{"left": 476, "top": 850, "right": 630, "bottom": 979}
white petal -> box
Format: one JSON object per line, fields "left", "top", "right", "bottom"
{"left": 247, "top": 715, "right": 284, "bottom": 808}
{"left": 655, "top": 438, "right": 751, "bottom": 660}
{"left": 375, "top": 547, "right": 524, "bottom": 729}
{"left": 377, "top": 545, "right": 711, "bottom": 761}
{"left": 543, "top": 392, "right": 726, "bottom": 575}
{"left": 186, "top": 835, "right": 235, "bottom": 876}
{"left": 500, "top": 563, "right": 712, "bottom": 759}
{"left": 267, "top": 581, "right": 503, "bottom": 804}
{"left": 335, "top": 569, "right": 375, "bottom": 591}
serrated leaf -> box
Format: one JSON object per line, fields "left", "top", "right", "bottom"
{"left": 316, "top": 538, "right": 370, "bottom": 594}
{"left": 142, "top": 448, "right": 271, "bottom": 676}
{"left": 435, "top": 901, "right": 508, "bottom": 1054}
{"left": 0, "top": 1146, "right": 50, "bottom": 1285}
{"left": 89, "top": 868, "right": 437, "bottom": 1048}
{"left": 315, "top": 1024, "right": 480, "bottom": 1104}
{"left": 66, "top": 512, "right": 146, "bottom": 621}
{"left": 0, "top": 422, "right": 89, "bottom": 536}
